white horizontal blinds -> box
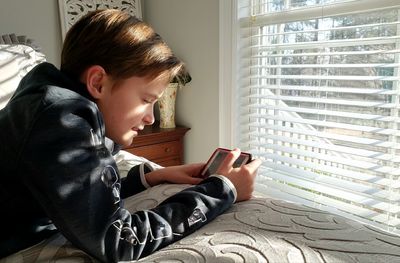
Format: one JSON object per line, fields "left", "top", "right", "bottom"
{"left": 237, "top": 0, "right": 400, "bottom": 232}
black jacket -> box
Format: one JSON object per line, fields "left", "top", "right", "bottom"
{"left": 0, "top": 63, "right": 236, "bottom": 262}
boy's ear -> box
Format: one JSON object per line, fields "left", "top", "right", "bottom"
{"left": 83, "top": 65, "right": 108, "bottom": 99}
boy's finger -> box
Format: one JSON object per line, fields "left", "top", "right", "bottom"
{"left": 217, "top": 148, "right": 241, "bottom": 173}
{"left": 188, "top": 162, "right": 207, "bottom": 177}
{"left": 189, "top": 177, "right": 204, "bottom": 184}
{"left": 245, "top": 158, "right": 263, "bottom": 171}
{"left": 188, "top": 162, "right": 206, "bottom": 170}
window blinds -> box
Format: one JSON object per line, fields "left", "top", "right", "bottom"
{"left": 236, "top": 0, "right": 400, "bottom": 233}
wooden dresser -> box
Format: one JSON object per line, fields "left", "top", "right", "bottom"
{"left": 124, "top": 122, "right": 190, "bottom": 167}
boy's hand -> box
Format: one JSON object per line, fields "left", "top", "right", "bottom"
{"left": 216, "top": 148, "right": 262, "bottom": 202}
{"left": 145, "top": 163, "right": 205, "bottom": 186}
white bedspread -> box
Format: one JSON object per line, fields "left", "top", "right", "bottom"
{"left": 2, "top": 151, "right": 400, "bottom": 263}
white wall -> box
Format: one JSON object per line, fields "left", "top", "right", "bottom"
{"left": 144, "top": 0, "right": 220, "bottom": 164}
{"left": 0, "top": 0, "right": 219, "bottom": 164}
{"left": 0, "top": 0, "right": 62, "bottom": 66}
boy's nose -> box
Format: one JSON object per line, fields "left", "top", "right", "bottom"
{"left": 143, "top": 109, "right": 155, "bottom": 125}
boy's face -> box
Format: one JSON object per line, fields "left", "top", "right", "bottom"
{"left": 96, "top": 74, "right": 168, "bottom": 147}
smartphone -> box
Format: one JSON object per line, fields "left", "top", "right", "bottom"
{"left": 200, "top": 148, "right": 252, "bottom": 178}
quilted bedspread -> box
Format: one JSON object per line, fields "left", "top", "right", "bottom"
{"left": 1, "top": 151, "right": 400, "bottom": 263}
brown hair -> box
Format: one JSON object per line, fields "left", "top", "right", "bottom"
{"left": 61, "top": 9, "right": 183, "bottom": 82}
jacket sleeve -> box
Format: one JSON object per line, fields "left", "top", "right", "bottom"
{"left": 120, "top": 162, "right": 156, "bottom": 198}
{"left": 20, "top": 99, "right": 235, "bottom": 262}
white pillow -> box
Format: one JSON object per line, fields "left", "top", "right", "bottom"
{"left": 115, "top": 150, "right": 163, "bottom": 178}
{"left": 0, "top": 45, "right": 45, "bottom": 109}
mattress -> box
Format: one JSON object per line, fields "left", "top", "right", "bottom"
{"left": 2, "top": 151, "right": 400, "bottom": 263}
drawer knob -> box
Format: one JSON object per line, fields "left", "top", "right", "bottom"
{"left": 165, "top": 147, "right": 171, "bottom": 153}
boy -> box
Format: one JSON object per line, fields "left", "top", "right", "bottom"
{"left": 0, "top": 9, "right": 261, "bottom": 262}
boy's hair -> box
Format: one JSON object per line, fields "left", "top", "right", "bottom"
{"left": 61, "top": 9, "right": 183, "bottom": 82}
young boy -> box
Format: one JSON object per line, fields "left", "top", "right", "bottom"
{"left": 0, "top": 9, "right": 261, "bottom": 262}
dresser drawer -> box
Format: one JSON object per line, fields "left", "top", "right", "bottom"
{"left": 127, "top": 140, "right": 181, "bottom": 161}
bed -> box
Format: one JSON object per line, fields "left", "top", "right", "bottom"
{"left": 1, "top": 40, "right": 400, "bottom": 263}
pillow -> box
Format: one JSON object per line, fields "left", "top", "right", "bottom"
{"left": 0, "top": 44, "right": 45, "bottom": 109}
{"left": 115, "top": 150, "right": 163, "bottom": 178}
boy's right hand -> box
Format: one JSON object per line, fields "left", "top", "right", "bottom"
{"left": 216, "top": 148, "right": 262, "bottom": 202}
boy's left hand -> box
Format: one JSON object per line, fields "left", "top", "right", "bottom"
{"left": 145, "top": 163, "right": 205, "bottom": 186}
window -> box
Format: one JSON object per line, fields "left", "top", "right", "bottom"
{"left": 226, "top": 0, "right": 400, "bottom": 233}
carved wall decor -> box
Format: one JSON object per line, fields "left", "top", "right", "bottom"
{"left": 58, "top": 0, "right": 142, "bottom": 41}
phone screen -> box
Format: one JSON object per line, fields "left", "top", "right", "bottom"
{"left": 200, "top": 148, "right": 252, "bottom": 178}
